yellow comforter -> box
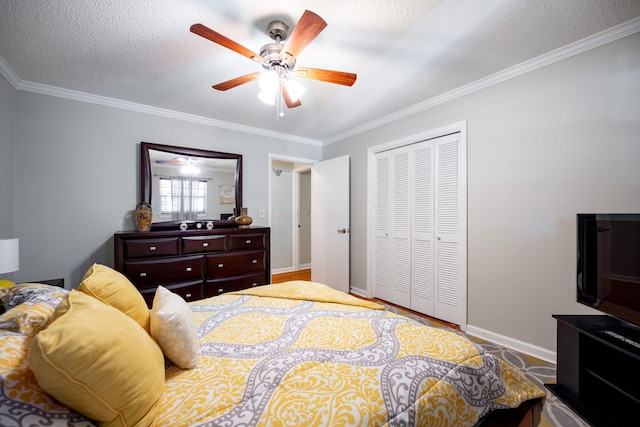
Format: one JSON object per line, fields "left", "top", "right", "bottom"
{"left": 0, "top": 281, "right": 545, "bottom": 426}
{"left": 157, "top": 282, "right": 544, "bottom": 426}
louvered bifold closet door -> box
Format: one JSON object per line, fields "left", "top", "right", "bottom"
{"left": 372, "top": 131, "right": 465, "bottom": 326}
{"left": 372, "top": 148, "right": 411, "bottom": 307}
{"left": 410, "top": 140, "right": 435, "bottom": 316}
{"left": 433, "top": 133, "right": 463, "bottom": 324}
{"left": 372, "top": 152, "right": 393, "bottom": 303}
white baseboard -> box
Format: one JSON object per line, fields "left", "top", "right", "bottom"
{"left": 349, "top": 287, "right": 367, "bottom": 298}
{"left": 271, "top": 267, "right": 294, "bottom": 275}
{"left": 466, "top": 324, "right": 557, "bottom": 365}
{"left": 271, "top": 266, "right": 312, "bottom": 276}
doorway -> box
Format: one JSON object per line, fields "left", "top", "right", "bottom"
{"left": 269, "top": 155, "right": 314, "bottom": 275}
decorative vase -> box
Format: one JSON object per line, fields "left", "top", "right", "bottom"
{"left": 234, "top": 207, "right": 253, "bottom": 229}
{"left": 227, "top": 208, "right": 237, "bottom": 222}
{"left": 135, "top": 202, "right": 153, "bottom": 232}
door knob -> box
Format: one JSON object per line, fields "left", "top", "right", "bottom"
{"left": 337, "top": 228, "right": 350, "bottom": 234}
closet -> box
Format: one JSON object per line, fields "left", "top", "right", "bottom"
{"left": 372, "top": 132, "right": 466, "bottom": 326}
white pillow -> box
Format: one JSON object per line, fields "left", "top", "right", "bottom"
{"left": 150, "top": 286, "right": 199, "bottom": 369}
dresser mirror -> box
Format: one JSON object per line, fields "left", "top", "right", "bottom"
{"left": 141, "top": 142, "right": 242, "bottom": 230}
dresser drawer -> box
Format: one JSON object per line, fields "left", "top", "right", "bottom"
{"left": 182, "top": 235, "right": 227, "bottom": 254}
{"left": 124, "top": 255, "right": 204, "bottom": 287}
{"left": 228, "top": 234, "right": 265, "bottom": 251}
{"left": 123, "top": 238, "right": 180, "bottom": 259}
{"left": 139, "top": 281, "right": 203, "bottom": 307}
{"left": 205, "top": 273, "right": 265, "bottom": 296}
{"left": 205, "top": 251, "right": 265, "bottom": 278}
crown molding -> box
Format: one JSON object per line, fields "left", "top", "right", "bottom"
{"left": 0, "top": 55, "right": 20, "bottom": 87}
{"left": 0, "top": 61, "right": 322, "bottom": 147}
{"left": 323, "top": 16, "right": 640, "bottom": 146}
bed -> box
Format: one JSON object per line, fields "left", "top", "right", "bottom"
{"left": 0, "top": 265, "right": 545, "bottom": 427}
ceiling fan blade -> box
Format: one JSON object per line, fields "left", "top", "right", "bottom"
{"left": 212, "top": 72, "right": 261, "bottom": 91}
{"left": 281, "top": 83, "right": 302, "bottom": 108}
{"left": 156, "top": 160, "right": 183, "bottom": 165}
{"left": 295, "top": 67, "right": 357, "bottom": 86}
{"left": 191, "top": 23, "right": 265, "bottom": 63}
{"left": 280, "top": 10, "right": 327, "bottom": 62}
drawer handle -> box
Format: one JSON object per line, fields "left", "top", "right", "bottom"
{"left": 245, "top": 239, "right": 251, "bottom": 244}
{"left": 202, "top": 242, "right": 209, "bottom": 247}
{"left": 186, "top": 267, "right": 192, "bottom": 272}
{"left": 218, "top": 263, "right": 224, "bottom": 268}
{"left": 185, "top": 293, "right": 192, "bottom": 298}
{"left": 149, "top": 246, "right": 156, "bottom": 251}
{"left": 252, "top": 259, "right": 258, "bottom": 264}
{"left": 139, "top": 272, "right": 147, "bottom": 277}
{"left": 218, "top": 288, "right": 224, "bottom": 293}
{"left": 252, "top": 283, "right": 258, "bottom": 287}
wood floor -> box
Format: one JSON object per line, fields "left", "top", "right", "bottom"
{"left": 272, "top": 269, "right": 312, "bottom": 283}
{"left": 271, "top": 269, "right": 459, "bottom": 331}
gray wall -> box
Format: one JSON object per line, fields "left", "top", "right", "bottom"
{"left": 270, "top": 160, "right": 294, "bottom": 271}
{"left": 9, "top": 91, "right": 320, "bottom": 287}
{"left": 0, "top": 75, "right": 16, "bottom": 281}
{"left": 323, "top": 32, "right": 640, "bottom": 354}
{"left": 0, "top": 75, "right": 14, "bottom": 231}
{"left": 299, "top": 170, "right": 311, "bottom": 265}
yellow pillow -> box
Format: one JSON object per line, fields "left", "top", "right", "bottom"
{"left": 29, "top": 290, "right": 165, "bottom": 427}
{"left": 78, "top": 263, "right": 150, "bottom": 332}
{"left": 151, "top": 286, "right": 199, "bottom": 369}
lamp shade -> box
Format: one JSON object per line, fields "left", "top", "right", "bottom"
{"left": 0, "top": 238, "right": 19, "bottom": 274}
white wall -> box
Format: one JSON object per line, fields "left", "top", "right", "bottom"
{"left": 323, "top": 32, "right": 640, "bottom": 355}
{"left": 11, "top": 91, "right": 321, "bottom": 287}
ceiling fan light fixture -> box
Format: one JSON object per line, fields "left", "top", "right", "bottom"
{"left": 285, "top": 79, "right": 306, "bottom": 102}
{"left": 258, "top": 88, "right": 276, "bottom": 105}
{"left": 180, "top": 164, "right": 200, "bottom": 175}
{"left": 259, "top": 69, "right": 279, "bottom": 91}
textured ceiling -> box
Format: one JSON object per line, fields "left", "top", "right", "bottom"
{"left": 1, "top": 0, "right": 640, "bottom": 144}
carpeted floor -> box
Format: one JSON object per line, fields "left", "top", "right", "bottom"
{"left": 382, "top": 304, "right": 590, "bottom": 427}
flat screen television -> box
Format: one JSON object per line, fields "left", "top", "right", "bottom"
{"left": 577, "top": 214, "right": 640, "bottom": 329}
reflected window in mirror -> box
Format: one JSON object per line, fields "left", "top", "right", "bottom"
{"left": 158, "top": 177, "right": 208, "bottom": 218}
{"left": 141, "top": 142, "right": 242, "bottom": 229}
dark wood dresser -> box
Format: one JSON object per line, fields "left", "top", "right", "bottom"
{"left": 114, "top": 227, "right": 270, "bottom": 306}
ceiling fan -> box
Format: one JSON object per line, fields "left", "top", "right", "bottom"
{"left": 190, "top": 10, "right": 357, "bottom": 111}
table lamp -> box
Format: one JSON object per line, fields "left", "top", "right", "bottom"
{"left": 0, "top": 238, "right": 19, "bottom": 288}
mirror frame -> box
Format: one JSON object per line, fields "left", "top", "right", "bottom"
{"left": 141, "top": 141, "right": 243, "bottom": 230}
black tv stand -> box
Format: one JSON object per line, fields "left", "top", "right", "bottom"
{"left": 546, "top": 315, "right": 640, "bottom": 427}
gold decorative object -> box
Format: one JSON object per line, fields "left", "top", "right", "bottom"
{"left": 234, "top": 207, "right": 253, "bottom": 229}
{"left": 135, "top": 202, "right": 153, "bottom": 232}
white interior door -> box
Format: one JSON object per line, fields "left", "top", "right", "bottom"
{"left": 311, "top": 155, "right": 350, "bottom": 293}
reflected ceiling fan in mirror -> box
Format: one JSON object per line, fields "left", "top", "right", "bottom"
{"left": 155, "top": 157, "right": 203, "bottom": 175}
{"left": 190, "top": 10, "right": 356, "bottom": 118}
